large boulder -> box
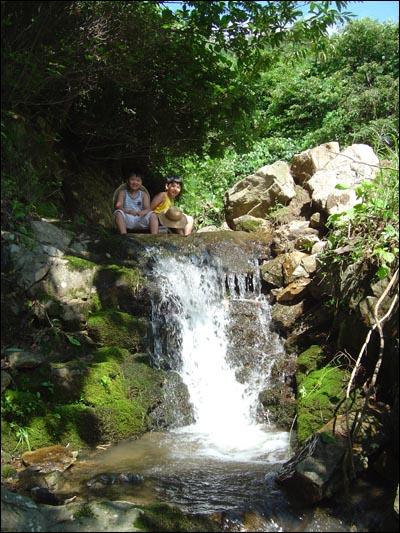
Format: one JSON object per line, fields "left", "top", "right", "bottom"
{"left": 307, "top": 144, "right": 379, "bottom": 216}
{"left": 224, "top": 161, "right": 296, "bottom": 228}
{"left": 290, "top": 142, "right": 340, "bottom": 186}
{"left": 275, "top": 432, "right": 348, "bottom": 503}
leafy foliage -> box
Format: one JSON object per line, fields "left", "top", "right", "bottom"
{"left": 1, "top": 2, "right": 398, "bottom": 232}
{"left": 1, "top": 1, "right": 354, "bottom": 164}
{"left": 158, "top": 137, "right": 301, "bottom": 226}
{"left": 255, "top": 18, "right": 398, "bottom": 149}
{"left": 324, "top": 140, "right": 399, "bottom": 279}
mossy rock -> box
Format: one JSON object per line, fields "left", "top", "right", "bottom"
{"left": 64, "top": 255, "right": 98, "bottom": 272}
{"left": 296, "top": 364, "right": 349, "bottom": 445}
{"left": 1, "top": 402, "right": 101, "bottom": 453}
{"left": 80, "top": 356, "right": 147, "bottom": 441}
{"left": 296, "top": 345, "right": 324, "bottom": 386}
{"left": 93, "top": 265, "right": 150, "bottom": 317}
{"left": 78, "top": 349, "right": 164, "bottom": 442}
{"left": 1, "top": 347, "right": 166, "bottom": 452}
{"left": 134, "top": 503, "right": 220, "bottom": 532}
{"left": 259, "top": 384, "right": 296, "bottom": 430}
{"left": 87, "top": 310, "right": 147, "bottom": 352}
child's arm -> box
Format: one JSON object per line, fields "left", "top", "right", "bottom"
{"left": 150, "top": 192, "right": 166, "bottom": 210}
{"left": 115, "top": 190, "right": 128, "bottom": 212}
{"left": 138, "top": 191, "right": 151, "bottom": 215}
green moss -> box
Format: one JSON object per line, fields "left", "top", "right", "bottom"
{"left": 296, "top": 364, "right": 348, "bottom": 445}
{"left": 48, "top": 404, "right": 102, "bottom": 447}
{"left": 89, "top": 291, "right": 102, "bottom": 313}
{"left": 87, "top": 310, "right": 146, "bottom": 352}
{"left": 121, "top": 354, "right": 165, "bottom": 410}
{"left": 92, "top": 264, "right": 148, "bottom": 312}
{"left": 114, "top": 266, "right": 143, "bottom": 292}
{"left": 2, "top": 388, "right": 46, "bottom": 424}
{"left": 103, "top": 263, "right": 141, "bottom": 276}
{"left": 73, "top": 504, "right": 97, "bottom": 520}
{"left": 27, "top": 415, "right": 71, "bottom": 450}
{"left": 65, "top": 255, "right": 98, "bottom": 271}
{"left": 79, "top": 352, "right": 164, "bottom": 441}
{"left": 296, "top": 345, "right": 324, "bottom": 386}
{"left": 99, "top": 264, "right": 144, "bottom": 287}
{"left": 1, "top": 420, "right": 19, "bottom": 453}
{"left": 92, "top": 346, "right": 130, "bottom": 363}
{"left": 320, "top": 430, "right": 338, "bottom": 444}
{"left": 1, "top": 346, "right": 165, "bottom": 452}
{"left": 82, "top": 359, "right": 127, "bottom": 406}
{"left": 1, "top": 464, "right": 17, "bottom": 478}
{"left": 134, "top": 503, "right": 220, "bottom": 532}
{"left": 1, "top": 403, "right": 101, "bottom": 453}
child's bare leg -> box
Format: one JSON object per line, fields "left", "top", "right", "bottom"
{"left": 150, "top": 212, "right": 159, "bottom": 234}
{"left": 115, "top": 212, "right": 127, "bottom": 234}
{"left": 184, "top": 215, "right": 194, "bottom": 236}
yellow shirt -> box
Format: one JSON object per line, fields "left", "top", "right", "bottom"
{"left": 153, "top": 193, "right": 173, "bottom": 214}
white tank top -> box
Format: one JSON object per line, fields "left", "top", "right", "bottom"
{"left": 123, "top": 189, "right": 143, "bottom": 211}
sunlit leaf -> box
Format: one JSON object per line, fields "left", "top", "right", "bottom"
{"left": 66, "top": 335, "right": 81, "bottom": 346}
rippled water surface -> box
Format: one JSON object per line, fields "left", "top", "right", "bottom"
{"left": 62, "top": 429, "right": 354, "bottom": 532}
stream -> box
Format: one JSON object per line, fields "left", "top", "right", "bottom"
{"left": 59, "top": 251, "right": 353, "bottom": 531}
{"left": 27, "top": 248, "right": 394, "bottom": 532}
{"left": 62, "top": 429, "right": 351, "bottom": 532}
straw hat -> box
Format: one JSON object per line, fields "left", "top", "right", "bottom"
{"left": 158, "top": 206, "right": 187, "bottom": 229}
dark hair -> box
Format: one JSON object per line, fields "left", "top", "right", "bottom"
{"left": 127, "top": 170, "right": 143, "bottom": 180}
{"left": 166, "top": 175, "right": 183, "bottom": 188}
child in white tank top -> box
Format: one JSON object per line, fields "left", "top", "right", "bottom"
{"left": 113, "top": 171, "right": 152, "bottom": 234}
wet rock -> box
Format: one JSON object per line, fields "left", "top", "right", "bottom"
{"left": 30, "top": 486, "right": 64, "bottom": 505}
{"left": 1, "top": 369, "right": 12, "bottom": 392}
{"left": 6, "top": 349, "right": 46, "bottom": 369}
{"left": 1, "top": 486, "right": 144, "bottom": 532}
{"left": 87, "top": 472, "right": 144, "bottom": 488}
{"left": 275, "top": 432, "right": 347, "bottom": 504}
{"left": 21, "top": 445, "right": 78, "bottom": 473}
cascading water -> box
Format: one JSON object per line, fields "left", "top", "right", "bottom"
{"left": 61, "top": 242, "right": 359, "bottom": 530}
{"left": 65, "top": 243, "right": 354, "bottom": 530}
{"left": 150, "top": 252, "right": 289, "bottom": 462}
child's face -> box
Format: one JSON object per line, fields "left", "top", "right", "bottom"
{"left": 165, "top": 181, "right": 181, "bottom": 198}
{"left": 128, "top": 175, "right": 142, "bottom": 190}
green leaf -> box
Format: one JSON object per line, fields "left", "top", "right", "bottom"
{"left": 376, "top": 265, "right": 390, "bottom": 280}
{"left": 18, "top": 226, "right": 29, "bottom": 235}
{"left": 383, "top": 225, "right": 398, "bottom": 238}
{"left": 326, "top": 212, "right": 346, "bottom": 225}
{"left": 66, "top": 335, "right": 81, "bottom": 346}
{"left": 335, "top": 183, "right": 352, "bottom": 190}
{"left": 373, "top": 248, "right": 395, "bottom": 263}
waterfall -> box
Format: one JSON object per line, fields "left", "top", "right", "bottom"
{"left": 150, "top": 251, "right": 289, "bottom": 462}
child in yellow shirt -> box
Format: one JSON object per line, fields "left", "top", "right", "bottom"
{"left": 150, "top": 176, "right": 194, "bottom": 236}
